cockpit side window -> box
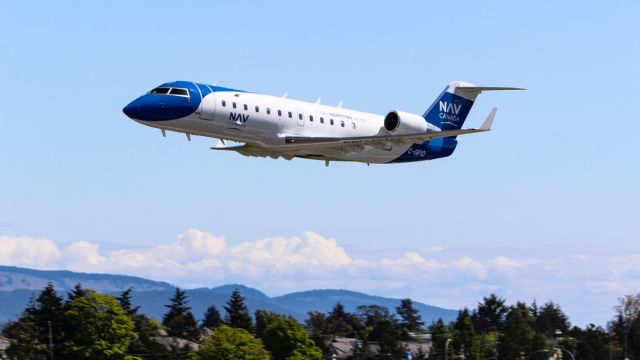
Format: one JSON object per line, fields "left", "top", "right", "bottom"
{"left": 169, "top": 88, "right": 189, "bottom": 97}
{"left": 151, "top": 87, "right": 170, "bottom": 94}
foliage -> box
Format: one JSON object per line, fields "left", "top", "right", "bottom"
{"left": 396, "top": 298, "right": 424, "bottom": 333}
{"left": 223, "top": 289, "right": 254, "bottom": 333}
{"left": 3, "top": 282, "right": 65, "bottom": 359}
{"left": 197, "top": 325, "right": 270, "bottom": 360}
{"left": 477, "top": 293, "right": 508, "bottom": 332}
{"left": 62, "top": 290, "right": 137, "bottom": 360}
{"left": 533, "top": 301, "right": 570, "bottom": 337}
{"left": 255, "top": 310, "right": 322, "bottom": 360}
{"left": 304, "top": 311, "right": 329, "bottom": 354}
{"left": 498, "top": 302, "right": 540, "bottom": 359}
{"left": 324, "top": 302, "right": 363, "bottom": 338}
{"left": 5, "top": 284, "right": 640, "bottom": 360}
{"left": 429, "top": 318, "right": 453, "bottom": 360}
{"left": 202, "top": 305, "right": 222, "bottom": 329}
{"left": 163, "top": 287, "right": 199, "bottom": 341}
{"left": 117, "top": 287, "right": 140, "bottom": 316}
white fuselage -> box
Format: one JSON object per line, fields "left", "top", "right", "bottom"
{"left": 138, "top": 91, "right": 415, "bottom": 163}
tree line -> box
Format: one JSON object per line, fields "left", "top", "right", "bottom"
{"left": 2, "top": 283, "right": 640, "bottom": 359}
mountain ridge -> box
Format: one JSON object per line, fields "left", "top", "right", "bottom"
{"left": 0, "top": 265, "right": 457, "bottom": 324}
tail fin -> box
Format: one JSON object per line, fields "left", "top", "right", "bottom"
{"left": 423, "top": 81, "right": 524, "bottom": 131}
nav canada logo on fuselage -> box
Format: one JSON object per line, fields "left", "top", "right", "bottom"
{"left": 439, "top": 101, "right": 461, "bottom": 121}
{"left": 228, "top": 112, "right": 248, "bottom": 128}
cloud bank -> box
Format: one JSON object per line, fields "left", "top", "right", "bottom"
{"left": 1, "top": 230, "right": 638, "bottom": 326}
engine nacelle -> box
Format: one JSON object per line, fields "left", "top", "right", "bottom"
{"left": 383, "top": 110, "right": 429, "bottom": 134}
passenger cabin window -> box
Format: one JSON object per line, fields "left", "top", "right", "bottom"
{"left": 288, "top": 111, "right": 292, "bottom": 118}
{"left": 243, "top": 104, "right": 248, "bottom": 111}
{"left": 352, "top": 122, "right": 356, "bottom": 129}
{"left": 340, "top": 120, "right": 345, "bottom": 127}
{"left": 278, "top": 110, "right": 282, "bottom": 116}
{"left": 233, "top": 102, "right": 237, "bottom": 109}
{"left": 309, "top": 115, "right": 314, "bottom": 122}
{"left": 221, "top": 100, "right": 226, "bottom": 107}
{"left": 255, "top": 106, "right": 259, "bottom": 112}
{"left": 151, "top": 87, "right": 170, "bottom": 94}
{"left": 298, "top": 113, "right": 303, "bottom": 120}
{"left": 169, "top": 88, "right": 189, "bottom": 97}
{"left": 330, "top": 119, "right": 334, "bottom": 125}
{"left": 266, "top": 108, "right": 271, "bottom": 115}
{"left": 320, "top": 117, "right": 324, "bottom": 124}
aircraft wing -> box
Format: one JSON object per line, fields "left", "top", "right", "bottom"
{"left": 284, "top": 107, "right": 497, "bottom": 149}
{"left": 212, "top": 108, "right": 497, "bottom": 159}
{"left": 211, "top": 142, "right": 295, "bottom": 160}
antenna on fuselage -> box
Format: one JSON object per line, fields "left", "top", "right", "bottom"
{"left": 315, "top": 97, "right": 321, "bottom": 104}
{"left": 186, "top": 133, "right": 191, "bottom": 141}
{"left": 283, "top": 93, "right": 288, "bottom": 98}
{"left": 337, "top": 101, "right": 343, "bottom": 108}
{"left": 161, "top": 129, "right": 166, "bottom": 138}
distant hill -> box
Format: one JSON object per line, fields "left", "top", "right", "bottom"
{"left": 0, "top": 266, "right": 457, "bottom": 324}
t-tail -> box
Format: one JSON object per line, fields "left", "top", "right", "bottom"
{"left": 423, "top": 81, "right": 524, "bottom": 132}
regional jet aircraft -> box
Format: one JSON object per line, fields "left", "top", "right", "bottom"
{"left": 123, "top": 81, "right": 522, "bottom": 165}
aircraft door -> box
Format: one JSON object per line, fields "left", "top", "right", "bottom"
{"left": 198, "top": 93, "right": 216, "bottom": 121}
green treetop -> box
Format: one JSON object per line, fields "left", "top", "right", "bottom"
{"left": 197, "top": 324, "right": 270, "bottom": 360}
{"left": 162, "top": 288, "right": 199, "bottom": 341}
{"left": 224, "top": 289, "right": 254, "bottom": 333}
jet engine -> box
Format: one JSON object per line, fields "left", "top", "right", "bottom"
{"left": 383, "top": 111, "right": 428, "bottom": 134}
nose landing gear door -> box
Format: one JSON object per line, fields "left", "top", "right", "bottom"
{"left": 198, "top": 93, "right": 216, "bottom": 121}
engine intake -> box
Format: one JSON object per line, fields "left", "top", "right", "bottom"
{"left": 383, "top": 111, "right": 428, "bottom": 134}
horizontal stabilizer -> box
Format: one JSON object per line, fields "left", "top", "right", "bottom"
{"left": 454, "top": 86, "right": 526, "bottom": 100}
{"left": 480, "top": 107, "right": 497, "bottom": 131}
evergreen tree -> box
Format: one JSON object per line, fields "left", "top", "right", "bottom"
{"left": 116, "top": 287, "right": 140, "bottom": 316}
{"left": 429, "top": 318, "right": 453, "bottom": 360}
{"left": 224, "top": 289, "right": 254, "bottom": 332}
{"left": 396, "top": 298, "right": 424, "bottom": 333}
{"left": 305, "top": 311, "right": 329, "bottom": 354}
{"left": 162, "top": 287, "right": 199, "bottom": 341}
{"left": 4, "top": 282, "right": 66, "bottom": 359}
{"left": 499, "top": 302, "right": 548, "bottom": 360}
{"left": 202, "top": 305, "right": 223, "bottom": 329}
{"left": 34, "top": 282, "right": 65, "bottom": 352}
{"left": 66, "top": 283, "right": 88, "bottom": 304}
{"left": 477, "top": 293, "right": 508, "bottom": 331}
{"left": 325, "top": 302, "right": 354, "bottom": 337}
{"left": 534, "top": 301, "right": 570, "bottom": 338}
{"left": 3, "top": 318, "right": 47, "bottom": 360}
{"left": 567, "top": 324, "right": 612, "bottom": 360}
{"left": 453, "top": 308, "right": 478, "bottom": 359}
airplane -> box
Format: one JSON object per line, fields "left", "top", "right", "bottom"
{"left": 123, "top": 80, "right": 523, "bottom": 165}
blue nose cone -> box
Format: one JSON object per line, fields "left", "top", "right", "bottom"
{"left": 123, "top": 99, "right": 140, "bottom": 119}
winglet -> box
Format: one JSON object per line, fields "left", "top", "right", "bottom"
{"left": 480, "top": 107, "right": 497, "bottom": 131}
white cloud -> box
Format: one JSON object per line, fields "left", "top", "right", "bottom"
{"left": 1, "top": 229, "right": 638, "bottom": 326}
{"left": 0, "top": 235, "right": 61, "bottom": 267}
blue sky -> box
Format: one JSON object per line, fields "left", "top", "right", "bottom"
{"left": 1, "top": 1, "right": 639, "bottom": 326}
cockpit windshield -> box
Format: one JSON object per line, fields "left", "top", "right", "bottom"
{"left": 169, "top": 88, "right": 189, "bottom": 96}
{"left": 149, "top": 87, "right": 189, "bottom": 97}
{"left": 150, "top": 87, "right": 170, "bottom": 94}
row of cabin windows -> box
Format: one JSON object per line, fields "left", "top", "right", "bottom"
{"left": 220, "top": 100, "right": 356, "bottom": 129}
